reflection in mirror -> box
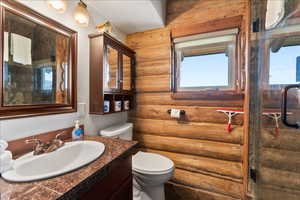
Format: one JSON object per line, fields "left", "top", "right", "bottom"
{"left": 265, "top": 0, "right": 300, "bottom": 30}
{"left": 286, "top": 87, "right": 300, "bottom": 124}
{"left": 269, "top": 39, "right": 300, "bottom": 86}
{"left": 123, "top": 54, "right": 131, "bottom": 91}
{"left": 265, "top": 0, "right": 285, "bottom": 30}
{"left": 3, "top": 11, "right": 71, "bottom": 106}
{"left": 105, "top": 45, "right": 119, "bottom": 90}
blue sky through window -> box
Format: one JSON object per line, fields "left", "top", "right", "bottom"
{"left": 269, "top": 45, "right": 300, "bottom": 85}
{"left": 180, "top": 53, "right": 229, "bottom": 87}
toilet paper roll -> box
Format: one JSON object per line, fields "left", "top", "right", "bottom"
{"left": 0, "top": 140, "right": 8, "bottom": 153}
{"left": 170, "top": 109, "right": 181, "bottom": 119}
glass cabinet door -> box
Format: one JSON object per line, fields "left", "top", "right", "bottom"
{"left": 104, "top": 45, "right": 119, "bottom": 91}
{"left": 122, "top": 54, "right": 132, "bottom": 91}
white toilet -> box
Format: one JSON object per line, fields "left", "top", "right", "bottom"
{"left": 100, "top": 123, "right": 174, "bottom": 200}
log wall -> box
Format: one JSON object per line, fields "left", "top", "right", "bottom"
{"left": 126, "top": 0, "right": 248, "bottom": 199}
{"left": 259, "top": 117, "right": 300, "bottom": 199}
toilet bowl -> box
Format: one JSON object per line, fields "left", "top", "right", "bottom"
{"left": 132, "top": 151, "right": 174, "bottom": 200}
{"left": 100, "top": 123, "right": 174, "bottom": 200}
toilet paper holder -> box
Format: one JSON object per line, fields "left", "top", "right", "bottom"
{"left": 167, "top": 109, "right": 185, "bottom": 115}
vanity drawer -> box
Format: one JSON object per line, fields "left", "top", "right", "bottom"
{"left": 79, "top": 154, "right": 132, "bottom": 200}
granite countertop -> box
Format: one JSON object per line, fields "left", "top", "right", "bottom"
{"left": 0, "top": 136, "right": 138, "bottom": 200}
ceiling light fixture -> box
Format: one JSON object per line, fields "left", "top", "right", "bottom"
{"left": 46, "top": 0, "right": 67, "bottom": 13}
{"left": 73, "top": 0, "right": 90, "bottom": 27}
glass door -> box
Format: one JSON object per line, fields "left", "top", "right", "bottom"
{"left": 251, "top": 0, "right": 300, "bottom": 199}
{"left": 104, "top": 45, "right": 120, "bottom": 92}
{"left": 122, "top": 53, "right": 133, "bottom": 91}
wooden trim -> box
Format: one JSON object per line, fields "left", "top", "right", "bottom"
{"left": 135, "top": 92, "right": 244, "bottom": 107}
{"left": 0, "top": 0, "right": 77, "bottom": 119}
{"left": 171, "top": 15, "right": 243, "bottom": 38}
{"left": 119, "top": 51, "right": 123, "bottom": 91}
{"left": 242, "top": 0, "right": 251, "bottom": 198}
{"left": 171, "top": 91, "right": 244, "bottom": 100}
{"left": 89, "top": 34, "right": 104, "bottom": 114}
{"left": 89, "top": 32, "right": 135, "bottom": 55}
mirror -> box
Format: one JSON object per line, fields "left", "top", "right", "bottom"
{"left": 3, "top": 10, "right": 71, "bottom": 106}
{"left": 122, "top": 54, "right": 131, "bottom": 91}
{"left": 105, "top": 45, "right": 119, "bottom": 90}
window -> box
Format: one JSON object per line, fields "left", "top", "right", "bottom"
{"left": 180, "top": 53, "right": 229, "bottom": 88}
{"left": 173, "top": 28, "right": 239, "bottom": 96}
{"left": 268, "top": 36, "right": 300, "bottom": 87}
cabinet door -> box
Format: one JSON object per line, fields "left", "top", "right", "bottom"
{"left": 122, "top": 54, "right": 133, "bottom": 91}
{"left": 110, "top": 177, "right": 132, "bottom": 200}
{"left": 104, "top": 45, "right": 120, "bottom": 91}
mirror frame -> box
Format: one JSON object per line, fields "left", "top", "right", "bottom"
{"left": 0, "top": 0, "right": 77, "bottom": 119}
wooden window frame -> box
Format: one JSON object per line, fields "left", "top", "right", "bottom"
{"left": 171, "top": 16, "right": 244, "bottom": 100}
{"left": 0, "top": 0, "right": 77, "bottom": 119}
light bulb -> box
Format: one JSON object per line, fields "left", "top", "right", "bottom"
{"left": 73, "top": 1, "right": 89, "bottom": 27}
{"left": 47, "top": 0, "right": 67, "bottom": 13}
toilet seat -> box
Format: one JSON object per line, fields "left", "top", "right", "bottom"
{"left": 132, "top": 151, "right": 174, "bottom": 175}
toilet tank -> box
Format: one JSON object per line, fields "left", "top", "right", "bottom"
{"left": 100, "top": 123, "right": 133, "bottom": 140}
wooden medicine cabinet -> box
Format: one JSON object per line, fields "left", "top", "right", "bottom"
{"left": 89, "top": 32, "right": 135, "bottom": 115}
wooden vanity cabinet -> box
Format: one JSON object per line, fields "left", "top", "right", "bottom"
{"left": 79, "top": 154, "right": 132, "bottom": 200}
{"left": 89, "top": 32, "right": 135, "bottom": 115}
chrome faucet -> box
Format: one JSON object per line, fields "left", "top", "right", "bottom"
{"left": 26, "top": 132, "right": 65, "bottom": 155}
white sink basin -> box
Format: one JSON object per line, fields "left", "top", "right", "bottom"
{"left": 2, "top": 140, "right": 105, "bottom": 182}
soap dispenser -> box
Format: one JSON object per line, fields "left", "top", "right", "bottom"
{"left": 72, "top": 120, "right": 83, "bottom": 140}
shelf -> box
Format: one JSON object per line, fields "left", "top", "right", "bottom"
{"left": 104, "top": 91, "right": 133, "bottom": 95}
{"left": 103, "top": 93, "right": 133, "bottom": 114}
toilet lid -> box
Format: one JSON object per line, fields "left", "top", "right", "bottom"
{"left": 132, "top": 151, "right": 174, "bottom": 174}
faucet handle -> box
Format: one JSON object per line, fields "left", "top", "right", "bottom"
{"left": 55, "top": 131, "right": 66, "bottom": 140}
{"left": 26, "top": 138, "right": 46, "bottom": 155}
{"left": 25, "top": 138, "right": 42, "bottom": 145}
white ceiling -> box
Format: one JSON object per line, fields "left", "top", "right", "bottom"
{"left": 86, "top": 0, "right": 166, "bottom": 34}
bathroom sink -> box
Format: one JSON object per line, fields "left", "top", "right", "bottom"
{"left": 2, "top": 140, "right": 105, "bottom": 182}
